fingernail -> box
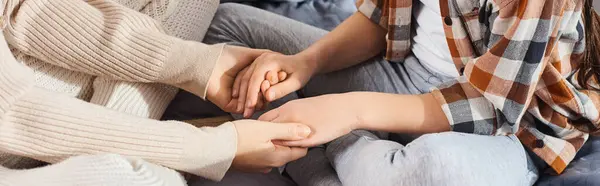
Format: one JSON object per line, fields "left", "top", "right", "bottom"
{"left": 297, "top": 125, "right": 311, "bottom": 138}
{"left": 268, "top": 91, "right": 275, "bottom": 101}
{"left": 244, "top": 108, "right": 252, "bottom": 118}
{"left": 232, "top": 90, "right": 238, "bottom": 96}
{"left": 268, "top": 75, "right": 275, "bottom": 84}
{"left": 237, "top": 104, "right": 243, "bottom": 113}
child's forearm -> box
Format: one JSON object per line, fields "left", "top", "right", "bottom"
{"left": 297, "top": 13, "right": 387, "bottom": 74}
{"left": 349, "top": 92, "right": 451, "bottom": 134}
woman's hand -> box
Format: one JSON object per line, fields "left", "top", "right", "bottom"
{"left": 258, "top": 93, "right": 362, "bottom": 147}
{"left": 234, "top": 53, "right": 318, "bottom": 118}
{"left": 206, "top": 45, "right": 270, "bottom": 113}
{"left": 231, "top": 120, "right": 312, "bottom": 173}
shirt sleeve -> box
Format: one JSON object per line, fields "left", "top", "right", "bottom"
{"left": 355, "top": 0, "right": 412, "bottom": 62}
{"left": 356, "top": 0, "right": 389, "bottom": 28}
{"left": 430, "top": 1, "right": 599, "bottom": 135}
{"left": 2, "top": 0, "right": 223, "bottom": 99}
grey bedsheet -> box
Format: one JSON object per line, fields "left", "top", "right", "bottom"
{"left": 536, "top": 137, "right": 600, "bottom": 186}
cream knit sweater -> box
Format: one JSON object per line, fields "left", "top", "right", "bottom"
{"left": 1, "top": 0, "right": 220, "bottom": 170}
{"left": 0, "top": 0, "right": 237, "bottom": 184}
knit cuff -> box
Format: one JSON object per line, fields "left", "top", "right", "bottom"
{"left": 159, "top": 41, "right": 225, "bottom": 100}
{"left": 180, "top": 121, "right": 237, "bottom": 181}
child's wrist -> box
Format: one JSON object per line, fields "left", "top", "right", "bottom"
{"left": 295, "top": 51, "right": 323, "bottom": 74}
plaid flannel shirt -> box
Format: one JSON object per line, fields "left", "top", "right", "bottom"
{"left": 356, "top": 0, "right": 599, "bottom": 174}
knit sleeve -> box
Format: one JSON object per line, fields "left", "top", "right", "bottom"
{"left": 0, "top": 84, "right": 238, "bottom": 180}
{"left": 2, "top": 0, "right": 223, "bottom": 99}
{"left": 0, "top": 154, "right": 187, "bottom": 186}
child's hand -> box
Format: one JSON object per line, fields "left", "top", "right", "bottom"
{"left": 259, "top": 93, "right": 362, "bottom": 147}
{"left": 232, "top": 67, "right": 287, "bottom": 117}
{"left": 234, "top": 52, "right": 317, "bottom": 118}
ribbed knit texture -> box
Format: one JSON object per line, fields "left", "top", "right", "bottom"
{"left": 0, "top": 154, "right": 187, "bottom": 186}
{"left": 1, "top": 0, "right": 221, "bottom": 171}
{"left": 89, "top": 0, "right": 219, "bottom": 120}
{"left": 0, "top": 0, "right": 235, "bottom": 183}
{"left": 3, "top": 0, "right": 223, "bottom": 99}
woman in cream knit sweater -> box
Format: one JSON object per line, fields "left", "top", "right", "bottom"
{"left": 0, "top": 0, "right": 310, "bottom": 185}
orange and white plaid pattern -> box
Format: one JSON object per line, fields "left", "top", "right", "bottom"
{"left": 357, "top": 0, "right": 599, "bottom": 174}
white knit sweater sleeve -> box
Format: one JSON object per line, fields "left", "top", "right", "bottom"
{"left": 0, "top": 33, "right": 237, "bottom": 180}
{"left": 88, "top": 0, "right": 219, "bottom": 120}
{"left": 2, "top": 0, "right": 223, "bottom": 99}
{"left": 0, "top": 154, "right": 188, "bottom": 186}
{"left": 1, "top": 85, "right": 238, "bottom": 180}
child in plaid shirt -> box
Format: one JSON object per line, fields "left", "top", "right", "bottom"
{"left": 198, "top": 0, "right": 600, "bottom": 185}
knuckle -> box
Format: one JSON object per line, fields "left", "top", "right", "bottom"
{"left": 288, "top": 126, "right": 297, "bottom": 136}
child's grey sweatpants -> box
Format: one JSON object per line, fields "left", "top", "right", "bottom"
{"left": 190, "top": 3, "right": 540, "bottom": 186}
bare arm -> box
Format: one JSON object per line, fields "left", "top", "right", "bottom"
{"left": 260, "top": 91, "right": 450, "bottom": 147}
{"left": 298, "top": 13, "right": 388, "bottom": 74}
{"left": 351, "top": 92, "right": 450, "bottom": 134}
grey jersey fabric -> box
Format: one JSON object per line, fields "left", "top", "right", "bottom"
{"left": 219, "top": 0, "right": 356, "bottom": 30}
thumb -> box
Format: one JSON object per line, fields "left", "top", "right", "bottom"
{"left": 248, "top": 48, "right": 270, "bottom": 58}
{"left": 274, "top": 145, "right": 308, "bottom": 163}
{"left": 276, "top": 138, "right": 317, "bottom": 148}
{"left": 265, "top": 77, "right": 303, "bottom": 102}
{"left": 265, "top": 122, "right": 311, "bottom": 141}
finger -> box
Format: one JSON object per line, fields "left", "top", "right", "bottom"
{"left": 261, "top": 168, "right": 272, "bottom": 174}
{"left": 287, "top": 147, "right": 308, "bottom": 161}
{"left": 255, "top": 93, "right": 265, "bottom": 112}
{"left": 278, "top": 71, "right": 288, "bottom": 82}
{"left": 266, "top": 71, "right": 279, "bottom": 85}
{"left": 245, "top": 93, "right": 263, "bottom": 117}
{"left": 258, "top": 108, "right": 279, "bottom": 122}
{"left": 232, "top": 68, "right": 247, "bottom": 98}
{"left": 264, "top": 77, "right": 303, "bottom": 102}
{"left": 225, "top": 98, "right": 239, "bottom": 113}
{"left": 276, "top": 139, "right": 317, "bottom": 148}
{"left": 260, "top": 80, "right": 271, "bottom": 95}
{"left": 271, "top": 140, "right": 285, "bottom": 146}
{"left": 266, "top": 122, "right": 311, "bottom": 141}
{"left": 273, "top": 145, "right": 308, "bottom": 165}
{"left": 246, "top": 64, "right": 280, "bottom": 116}
{"left": 239, "top": 64, "right": 256, "bottom": 117}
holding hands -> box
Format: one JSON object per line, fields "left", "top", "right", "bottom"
{"left": 231, "top": 120, "right": 311, "bottom": 172}
{"left": 206, "top": 46, "right": 315, "bottom": 173}
{"left": 216, "top": 46, "right": 401, "bottom": 172}
{"left": 232, "top": 52, "right": 318, "bottom": 118}
{"left": 229, "top": 49, "right": 363, "bottom": 148}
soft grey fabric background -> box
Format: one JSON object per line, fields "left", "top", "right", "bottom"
{"left": 595, "top": 0, "right": 599, "bottom": 11}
